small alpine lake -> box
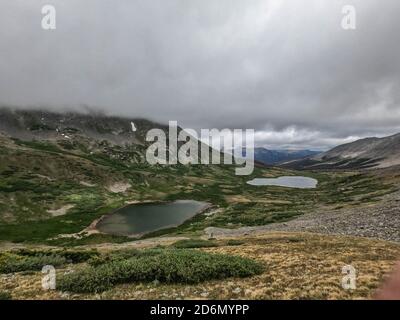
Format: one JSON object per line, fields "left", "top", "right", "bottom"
{"left": 96, "top": 200, "right": 209, "bottom": 237}
{"left": 247, "top": 176, "right": 318, "bottom": 189}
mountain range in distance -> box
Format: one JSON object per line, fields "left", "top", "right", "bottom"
{"left": 0, "top": 107, "right": 317, "bottom": 168}
{"left": 281, "top": 133, "right": 400, "bottom": 170}
{"left": 1, "top": 107, "right": 400, "bottom": 172}
{"left": 251, "top": 148, "right": 321, "bottom": 166}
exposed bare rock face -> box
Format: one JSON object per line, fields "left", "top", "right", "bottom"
{"left": 107, "top": 182, "right": 131, "bottom": 193}
{"left": 47, "top": 205, "right": 75, "bottom": 217}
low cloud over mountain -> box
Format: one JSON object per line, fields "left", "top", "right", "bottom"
{"left": 1, "top": 1, "right": 400, "bottom": 149}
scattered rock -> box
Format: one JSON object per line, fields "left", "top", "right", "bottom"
{"left": 47, "top": 205, "right": 75, "bottom": 217}
{"left": 107, "top": 182, "right": 131, "bottom": 193}
{"left": 204, "top": 190, "right": 400, "bottom": 243}
{"left": 232, "top": 287, "right": 242, "bottom": 294}
{"left": 80, "top": 181, "right": 96, "bottom": 187}
{"left": 152, "top": 280, "right": 160, "bottom": 286}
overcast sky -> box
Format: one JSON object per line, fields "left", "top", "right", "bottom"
{"left": 1, "top": 0, "right": 400, "bottom": 150}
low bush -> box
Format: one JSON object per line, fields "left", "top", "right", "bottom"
{"left": 58, "top": 250, "right": 99, "bottom": 263}
{"left": 0, "top": 249, "right": 100, "bottom": 274}
{"left": 12, "top": 249, "right": 99, "bottom": 264}
{"left": 0, "top": 253, "right": 67, "bottom": 274}
{"left": 87, "top": 249, "right": 159, "bottom": 267}
{"left": 58, "top": 249, "right": 263, "bottom": 293}
{"left": 226, "top": 240, "right": 245, "bottom": 246}
{"left": 0, "top": 291, "right": 12, "bottom": 300}
{"left": 172, "top": 239, "right": 218, "bottom": 249}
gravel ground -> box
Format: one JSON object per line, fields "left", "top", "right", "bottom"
{"left": 205, "top": 190, "right": 400, "bottom": 242}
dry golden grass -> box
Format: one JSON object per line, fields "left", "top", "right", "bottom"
{"left": 1, "top": 232, "right": 399, "bottom": 300}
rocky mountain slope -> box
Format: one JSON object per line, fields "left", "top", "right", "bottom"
{"left": 0, "top": 107, "right": 168, "bottom": 164}
{"left": 0, "top": 107, "right": 397, "bottom": 247}
{"left": 280, "top": 133, "right": 400, "bottom": 170}
{"left": 0, "top": 107, "right": 269, "bottom": 244}
{"left": 1, "top": 109, "right": 400, "bottom": 301}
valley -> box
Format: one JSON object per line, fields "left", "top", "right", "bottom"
{"left": 0, "top": 132, "right": 394, "bottom": 245}
{"left": 2, "top": 0, "right": 400, "bottom": 305}
{"left": 1, "top": 108, "right": 400, "bottom": 300}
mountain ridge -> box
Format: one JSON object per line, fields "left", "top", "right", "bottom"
{"left": 252, "top": 148, "right": 320, "bottom": 165}
{"left": 280, "top": 132, "right": 400, "bottom": 170}
{"left": 0, "top": 107, "right": 165, "bottom": 146}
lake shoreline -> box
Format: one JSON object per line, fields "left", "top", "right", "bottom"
{"left": 247, "top": 176, "right": 318, "bottom": 189}
{"left": 91, "top": 200, "right": 212, "bottom": 238}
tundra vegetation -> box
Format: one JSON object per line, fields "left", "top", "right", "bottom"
{"left": 1, "top": 110, "right": 400, "bottom": 300}
{"left": 1, "top": 233, "right": 399, "bottom": 299}
{"left": 0, "top": 135, "right": 395, "bottom": 244}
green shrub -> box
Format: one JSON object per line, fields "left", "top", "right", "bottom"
{"left": 59, "top": 250, "right": 99, "bottom": 263}
{"left": 172, "top": 239, "right": 218, "bottom": 249}
{"left": 0, "top": 249, "right": 99, "bottom": 274}
{"left": 11, "top": 249, "right": 98, "bottom": 264}
{"left": 0, "top": 254, "right": 66, "bottom": 274}
{"left": 58, "top": 249, "right": 263, "bottom": 293}
{"left": 0, "top": 253, "right": 67, "bottom": 274}
{"left": 226, "top": 240, "right": 245, "bottom": 246}
{"left": 87, "top": 249, "right": 159, "bottom": 267}
{"left": 0, "top": 291, "right": 12, "bottom": 300}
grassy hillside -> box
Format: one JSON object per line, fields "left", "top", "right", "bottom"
{"left": 1, "top": 110, "right": 400, "bottom": 300}
{"left": 1, "top": 232, "right": 399, "bottom": 300}
{"left": 0, "top": 132, "right": 396, "bottom": 245}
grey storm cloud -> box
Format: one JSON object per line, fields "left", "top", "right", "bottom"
{"left": 0, "top": 0, "right": 400, "bottom": 150}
